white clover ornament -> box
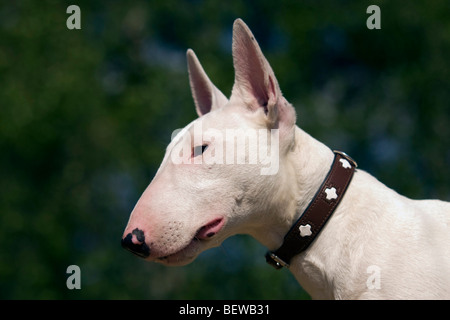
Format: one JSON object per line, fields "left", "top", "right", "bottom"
{"left": 339, "top": 158, "right": 352, "bottom": 169}
{"left": 299, "top": 224, "right": 312, "bottom": 237}
{"left": 325, "top": 187, "right": 338, "bottom": 201}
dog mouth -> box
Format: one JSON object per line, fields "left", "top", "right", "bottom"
{"left": 156, "top": 217, "right": 225, "bottom": 264}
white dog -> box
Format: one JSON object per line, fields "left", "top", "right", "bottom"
{"left": 122, "top": 19, "right": 450, "bottom": 299}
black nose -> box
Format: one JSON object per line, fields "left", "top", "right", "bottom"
{"left": 121, "top": 228, "right": 150, "bottom": 258}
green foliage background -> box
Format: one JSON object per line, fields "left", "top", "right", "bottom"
{"left": 0, "top": 0, "right": 448, "bottom": 299}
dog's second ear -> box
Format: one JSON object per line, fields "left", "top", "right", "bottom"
{"left": 231, "top": 19, "right": 295, "bottom": 131}
{"left": 187, "top": 49, "right": 228, "bottom": 117}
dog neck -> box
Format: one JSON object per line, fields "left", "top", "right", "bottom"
{"left": 248, "top": 126, "right": 334, "bottom": 248}
{"left": 248, "top": 126, "right": 349, "bottom": 298}
{"left": 290, "top": 127, "right": 336, "bottom": 216}
{"left": 283, "top": 128, "right": 364, "bottom": 299}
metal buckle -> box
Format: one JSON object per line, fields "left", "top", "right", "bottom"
{"left": 333, "top": 150, "right": 358, "bottom": 168}
{"left": 265, "top": 252, "right": 290, "bottom": 269}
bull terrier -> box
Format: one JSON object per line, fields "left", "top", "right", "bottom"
{"left": 122, "top": 19, "right": 450, "bottom": 299}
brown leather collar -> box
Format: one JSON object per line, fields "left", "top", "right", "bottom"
{"left": 266, "top": 150, "right": 357, "bottom": 269}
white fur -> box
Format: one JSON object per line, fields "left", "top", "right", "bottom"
{"left": 123, "top": 19, "right": 450, "bottom": 299}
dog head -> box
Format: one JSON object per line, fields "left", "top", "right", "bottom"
{"left": 122, "top": 19, "right": 297, "bottom": 266}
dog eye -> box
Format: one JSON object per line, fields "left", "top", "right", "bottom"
{"left": 193, "top": 144, "right": 208, "bottom": 157}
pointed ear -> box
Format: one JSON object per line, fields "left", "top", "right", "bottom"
{"left": 187, "top": 49, "right": 228, "bottom": 117}
{"left": 231, "top": 19, "right": 295, "bottom": 130}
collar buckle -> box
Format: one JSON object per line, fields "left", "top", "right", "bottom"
{"left": 265, "top": 252, "right": 290, "bottom": 269}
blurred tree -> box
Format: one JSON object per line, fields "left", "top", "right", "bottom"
{"left": 0, "top": 0, "right": 448, "bottom": 299}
